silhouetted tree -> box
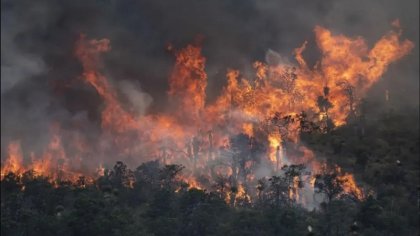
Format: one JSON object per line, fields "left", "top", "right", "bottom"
{"left": 314, "top": 166, "right": 347, "bottom": 203}
{"left": 267, "top": 176, "right": 289, "bottom": 207}
{"left": 109, "top": 161, "right": 135, "bottom": 189}
{"left": 160, "top": 164, "right": 184, "bottom": 191}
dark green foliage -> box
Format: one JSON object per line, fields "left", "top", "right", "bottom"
{"left": 1, "top": 105, "right": 418, "bottom": 235}
{"left": 314, "top": 167, "right": 346, "bottom": 202}
{"left": 302, "top": 104, "right": 419, "bottom": 235}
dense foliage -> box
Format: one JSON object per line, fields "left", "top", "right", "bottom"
{"left": 1, "top": 103, "right": 419, "bottom": 236}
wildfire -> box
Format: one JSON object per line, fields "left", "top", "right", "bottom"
{"left": 268, "top": 133, "right": 282, "bottom": 164}
{"left": 1, "top": 22, "right": 413, "bottom": 205}
{"left": 337, "top": 167, "right": 364, "bottom": 199}
{"left": 289, "top": 176, "right": 301, "bottom": 202}
{"left": 1, "top": 141, "right": 24, "bottom": 179}
{"left": 242, "top": 123, "right": 254, "bottom": 137}
{"left": 178, "top": 175, "right": 204, "bottom": 190}
{"left": 234, "top": 183, "right": 251, "bottom": 206}
{"left": 168, "top": 40, "right": 207, "bottom": 123}
{"left": 1, "top": 124, "right": 92, "bottom": 184}
{"left": 96, "top": 163, "right": 105, "bottom": 177}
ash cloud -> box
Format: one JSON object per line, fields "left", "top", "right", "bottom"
{"left": 1, "top": 0, "right": 418, "bottom": 162}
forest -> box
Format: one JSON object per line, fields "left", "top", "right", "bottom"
{"left": 2, "top": 101, "right": 418, "bottom": 236}
{"left": 1, "top": 1, "right": 419, "bottom": 236}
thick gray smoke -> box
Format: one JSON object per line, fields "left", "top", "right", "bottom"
{"left": 1, "top": 0, "right": 418, "bottom": 163}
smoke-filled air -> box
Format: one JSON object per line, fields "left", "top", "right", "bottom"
{"left": 1, "top": 0, "right": 418, "bottom": 235}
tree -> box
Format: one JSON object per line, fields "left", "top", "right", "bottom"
{"left": 159, "top": 164, "right": 185, "bottom": 191}
{"left": 267, "top": 176, "right": 289, "bottom": 207}
{"left": 317, "top": 87, "right": 334, "bottom": 132}
{"left": 337, "top": 80, "right": 357, "bottom": 122}
{"left": 134, "top": 160, "right": 161, "bottom": 188}
{"left": 282, "top": 164, "right": 307, "bottom": 203}
{"left": 256, "top": 178, "right": 268, "bottom": 204}
{"left": 109, "top": 161, "right": 135, "bottom": 189}
{"left": 213, "top": 174, "right": 230, "bottom": 201}
{"left": 357, "top": 196, "right": 383, "bottom": 229}
{"left": 230, "top": 133, "right": 253, "bottom": 183}
{"left": 314, "top": 166, "right": 347, "bottom": 203}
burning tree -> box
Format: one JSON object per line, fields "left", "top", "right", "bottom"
{"left": 0, "top": 20, "right": 413, "bottom": 236}
{"left": 314, "top": 165, "right": 363, "bottom": 204}
{"left": 336, "top": 79, "right": 357, "bottom": 122}
{"left": 317, "top": 87, "right": 334, "bottom": 133}
{"left": 282, "top": 164, "right": 307, "bottom": 202}
{"left": 267, "top": 175, "right": 290, "bottom": 207}
{"left": 314, "top": 167, "right": 347, "bottom": 203}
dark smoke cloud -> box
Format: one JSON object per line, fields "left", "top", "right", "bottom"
{"left": 1, "top": 0, "right": 418, "bottom": 158}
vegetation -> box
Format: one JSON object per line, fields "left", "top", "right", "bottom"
{"left": 1, "top": 103, "right": 419, "bottom": 236}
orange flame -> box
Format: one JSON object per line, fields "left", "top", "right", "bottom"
{"left": 1, "top": 23, "right": 413, "bottom": 202}
{"left": 1, "top": 141, "right": 24, "bottom": 178}
{"left": 336, "top": 167, "right": 364, "bottom": 199}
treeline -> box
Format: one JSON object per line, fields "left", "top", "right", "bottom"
{"left": 1, "top": 104, "right": 419, "bottom": 236}
{"left": 1, "top": 161, "right": 358, "bottom": 236}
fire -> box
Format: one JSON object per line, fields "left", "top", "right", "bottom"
{"left": 75, "top": 34, "right": 140, "bottom": 135}
{"left": 1, "top": 22, "right": 413, "bottom": 205}
{"left": 222, "top": 183, "right": 251, "bottom": 206}
{"left": 268, "top": 133, "right": 282, "bottom": 164}
{"left": 1, "top": 124, "right": 92, "bottom": 184}
{"left": 312, "top": 164, "right": 364, "bottom": 201}
{"left": 1, "top": 141, "right": 24, "bottom": 178}
{"left": 168, "top": 40, "right": 207, "bottom": 123}
{"left": 312, "top": 25, "right": 414, "bottom": 125}
{"left": 178, "top": 175, "right": 203, "bottom": 190}
{"left": 337, "top": 167, "right": 364, "bottom": 199}
{"left": 242, "top": 123, "right": 254, "bottom": 137}
{"left": 234, "top": 183, "right": 251, "bottom": 205}
{"left": 96, "top": 163, "right": 105, "bottom": 177}
{"left": 289, "top": 176, "right": 301, "bottom": 202}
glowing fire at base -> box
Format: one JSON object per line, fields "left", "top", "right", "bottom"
{"left": 1, "top": 141, "right": 24, "bottom": 179}
{"left": 1, "top": 21, "right": 414, "bottom": 206}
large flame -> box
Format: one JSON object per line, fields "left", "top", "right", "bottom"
{"left": 168, "top": 40, "right": 207, "bottom": 123}
{"left": 1, "top": 22, "right": 414, "bottom": 204}
{"left": 1, "top": 141, "right": 24, "bottom": 179}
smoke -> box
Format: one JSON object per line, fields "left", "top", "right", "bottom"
{"left": 1, "top": 3, "right": 47, "bottom": 93}
{"left": 117, "top": 80, "right": 153, "bottom": 116}
{"left": 265, "top": 49, "right": 291, "bottom": 66}
{"left": 1, "top": 0, "right": 418, "bottom": 164}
